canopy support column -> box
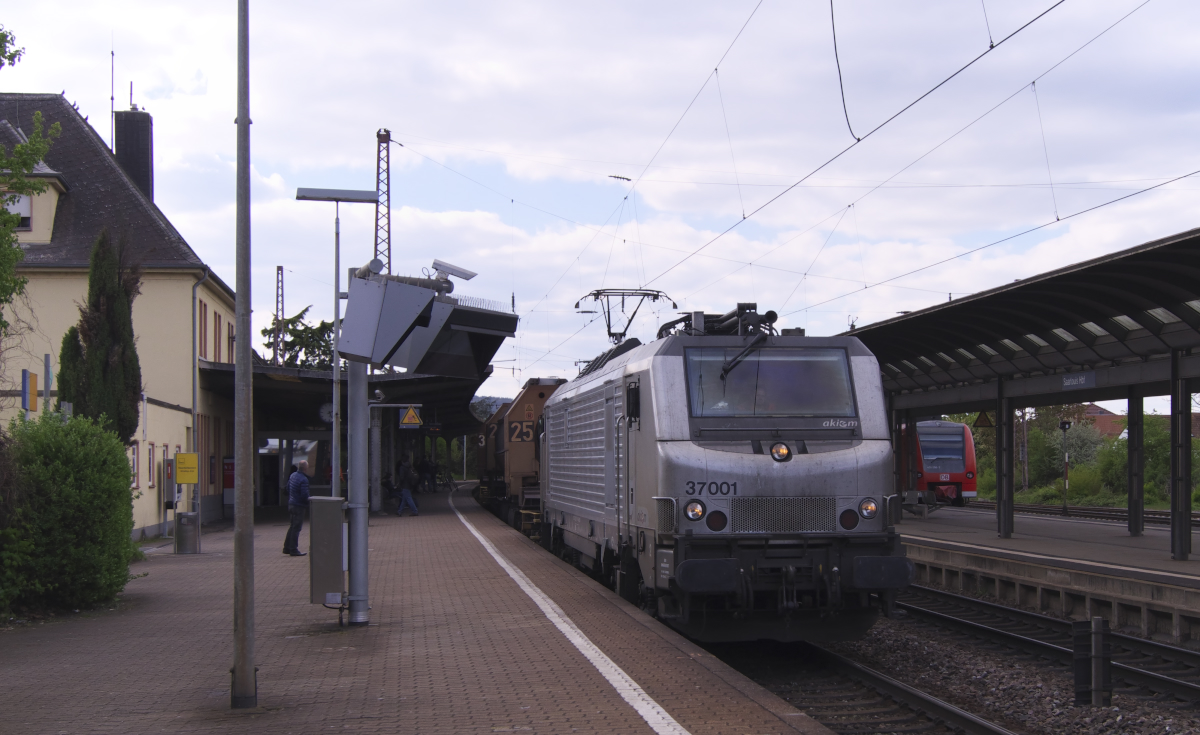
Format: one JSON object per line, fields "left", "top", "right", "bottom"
{"left": 1127, "top": 386, "right": 1144, "bottom": 538}
{"left": 1171, "top": 349, "right": 1192, "bottom": 561}
{"left": 996, "top": 379, "right": 1014, "bottom": 539}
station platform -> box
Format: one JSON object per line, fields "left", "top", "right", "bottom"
{"left": 0, "top": 486, "right": 830, "bottom": 734}
{"left": 900, "top": 507, "right": 1200, "bottom": 642}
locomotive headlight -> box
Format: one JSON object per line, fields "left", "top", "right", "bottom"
{"left": 685, "top": 500, "right": 706, "bottom": 521}
{"left": 859, "top": 498, "right": 878, "bottom": 519}
{"left": 966, "top": 472, "right": 975, "bottom": 479}
{"left": 770, "top": 442, "right": 791, "bottom": 462}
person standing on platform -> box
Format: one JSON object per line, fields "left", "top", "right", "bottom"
{"left": 283, "top": 460, "right": 311, "bottom": 556}
{"left": 395, "top": 458, "right": 420, "bottom": 517}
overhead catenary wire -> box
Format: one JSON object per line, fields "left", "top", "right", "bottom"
{"left": 714, "top": 68, "right": 746, "bottom": 218}
{"left": 524, "top": 315, "right": 603, "bottom": 372}
{"left": 781, "top": 205, "right": 851, "bottom": 308}
{"left": 980, "top": 0, "right": 995, "bottom": 47}
{"left": 671, "top": 0, "right": 1154, "bottom": 300}
{"left": 644, "top": 0, "right": 1068, "bottom": 287}
{"left": 622, "top": 0, "right": 765, "bottom": 198}
{"left": 1031, "top": 81, "right": 1060, "bottom": 220}
{"left": 830, "top": 0, "right": 860, "bottom": 142}
{"left": 782, "top": 166, "right": 1200, "bottom": 318}
{"left": 386, "top": 132, "right": 1179, "bottom": 190}
{"left": 393, "top": 2, "right": 766, "bottom": 330}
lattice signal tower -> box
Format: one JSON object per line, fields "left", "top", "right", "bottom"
{"left": 375, "top": 129, "right": 392, "bottom": 274}
{"left": 273, "top": 265, "right": 284, "bottom": 365}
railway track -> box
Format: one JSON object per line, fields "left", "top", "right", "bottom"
{"left": 899, "top": 585, "right": 1200, "bottom": 702}
{"left": 712, "top": 641, "right": 1017, "bottom": 734}
{"left": 967, "top": 501, "right": 1199, "bottom": 525}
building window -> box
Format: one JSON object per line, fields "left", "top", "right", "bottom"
{"left": 199, "top": 300, "right": 209, "bottom": 359}
{"left": 130, "top": 442, "right": 140, "bottom": 489}
{"left": 4, "top": 194, "right": 31, "bottom": 229}
{"left": 148, "top": 442, "right": 156, "bottom": 488}
{"left": 214, "top": 313, "right": 223, "bottom": 363}
{"left": 227, "top": 323, "right": 235, "bottom": 364}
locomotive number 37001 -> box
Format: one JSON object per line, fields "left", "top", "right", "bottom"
{"left": 684, "top": 481, "right": 738, "bottom": 496}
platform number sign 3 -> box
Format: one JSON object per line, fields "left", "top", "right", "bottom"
{"left": 509, "top": 421, "right": 535, "bottom": 442}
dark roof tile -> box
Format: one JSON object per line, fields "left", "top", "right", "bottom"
{"left": 0, "top": 93, "right": 207, "bottom": 271}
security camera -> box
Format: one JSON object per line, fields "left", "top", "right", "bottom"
{"left": 374, "top": 389, "right": 384, "bottom": 400}
{"left": 432, "top": 259, "right": 476, "bottom": 281}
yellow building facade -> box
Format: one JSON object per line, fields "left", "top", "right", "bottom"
{"left": 2, "top": 94, "right": 237, "bottom": 537}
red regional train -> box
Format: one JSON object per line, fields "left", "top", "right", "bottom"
{"left": 899, "top": 420, "right": 977, "bottom": 507}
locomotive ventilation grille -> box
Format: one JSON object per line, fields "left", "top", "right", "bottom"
{"left": 656, "top": 498, "right": 676, "bottom": 534}
{"left": 730, "top": 497, "right": 836, "bottom": 533}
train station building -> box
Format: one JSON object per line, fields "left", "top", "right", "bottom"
{"left": 0, "top": 92, "right": 513, "bottom": 538}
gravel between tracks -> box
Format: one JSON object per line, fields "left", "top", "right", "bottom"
{"left": 827, "top": 615, "right": 1200, "bottom": 735}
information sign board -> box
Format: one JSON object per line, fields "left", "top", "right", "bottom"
{"left": 175, "top": 452, "right": 199, "bottom": 484}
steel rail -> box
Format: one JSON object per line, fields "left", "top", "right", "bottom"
{"left": 967, "top": 501, "right": 1199, "bottom": 524}
{"left": 804, "top": 643, "right": 1019, "bottom": 735}
{"left": 899, "top": 587, "right": 1200, "bottom": 702}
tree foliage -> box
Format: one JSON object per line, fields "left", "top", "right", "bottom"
{"left": 0, "top": 413, "right": 134, "bottom": 613}
{"left": 260, "top": 306, "right": 334, "bottom": 369}
{"left": 0, "top": 33, "right": 61, "bottom": 336}
{"left": 56, "top": 229, "right": 143, "bottom": 443}
{"left": 0, "top": 25, "right": 24, "bottom": 70}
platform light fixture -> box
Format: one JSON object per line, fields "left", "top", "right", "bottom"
{"left": 295, "top": 187, "right": 377, "bottom": 502}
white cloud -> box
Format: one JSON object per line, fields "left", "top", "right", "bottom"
{"left": 4, "top": 0, "right": 1199, "bottom": 400}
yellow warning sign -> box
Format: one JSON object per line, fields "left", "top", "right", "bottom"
{"left": 973, "top": 412, "right": 994, "bottom": 429}
{"left": 176, "top": 453, "right": 199, "bottom": 484}
{"left": 524, "top": 403, "right": 534, "bottom": 420}
{"left": 400, "top": 406, "right": 422, "bottom": 427}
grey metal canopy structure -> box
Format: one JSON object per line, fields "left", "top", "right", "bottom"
{"left": 847, "top": 226, "right": 1200, "bottom": 559}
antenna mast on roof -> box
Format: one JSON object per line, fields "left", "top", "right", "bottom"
{"left": 374, "top": 129, "right": 391, "bottom": 274}
{"left": 273, "top": 266, "right": 285, "bottom": 365}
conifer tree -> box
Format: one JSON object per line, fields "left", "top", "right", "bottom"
{"left": 55, "top": 325, "right": 82, "bottom": 411}
{"left": 55, "top": 229, "right": 142, "bottom": 443}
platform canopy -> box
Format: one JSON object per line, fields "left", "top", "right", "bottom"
{"left": 847, "top": 226, "right": 1200, "bottom": 413}
{"left": 200, "top": 360, "right": 489, "bottom": 437}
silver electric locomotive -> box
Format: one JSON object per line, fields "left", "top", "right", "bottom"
{"left": 538, "top": 304, "right": 913, "bottom": 642}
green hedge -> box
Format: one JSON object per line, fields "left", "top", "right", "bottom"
{"left": 0, "top": 414, "right": 133, "bottom": 612}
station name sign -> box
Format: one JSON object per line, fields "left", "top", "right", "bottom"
{"left": 1061, "top": 371, "right": 1095, "bottom": 391}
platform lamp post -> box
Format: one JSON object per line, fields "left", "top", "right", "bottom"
{"left": 1060, "top": 420, "right": 1072, "bottom": 516}
{"left": 294, "top": 188, "right": 378, "bottom": 501}
{"left": 230, "top": 0, "right": 255, "bottom": 710}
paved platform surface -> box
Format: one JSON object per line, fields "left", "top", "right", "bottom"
{"left": 0, "top": 488, "right": 830, "bottom": 734}
{"left": 901, "top": 506, "right": 1200, "bottom": 586}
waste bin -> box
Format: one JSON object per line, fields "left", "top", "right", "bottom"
{"left": 175, "top": 512, "right": 200, "bottom": 554}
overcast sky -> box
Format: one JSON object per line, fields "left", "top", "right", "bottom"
{"left": 3, "top": 0, "right": 1197, "bottom": 409}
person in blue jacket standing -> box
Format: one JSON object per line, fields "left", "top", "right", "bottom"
{"left": 283, "top": 460, "right": 311, "bottom": 556}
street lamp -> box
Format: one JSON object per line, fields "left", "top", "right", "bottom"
{"left": 295, "top": 187, "right": 377, "bottom": 500}
{"left": 1060, "top": 419, "right": 1073, "bottom": 516}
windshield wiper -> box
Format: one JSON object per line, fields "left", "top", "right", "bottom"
{"left": 720, "top": 332, "right": 767, "bottom": 381}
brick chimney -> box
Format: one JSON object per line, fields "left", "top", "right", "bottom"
{"left": 113, "top": 106, "right": 154, "bottom": 201}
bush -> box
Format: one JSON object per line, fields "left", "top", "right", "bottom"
{"left": 975, "top": 466, "right": 996, "bottom": 499}
{"left": 1068, "top": 464, "right": 1105, "bottom": 498}
{"left": 1096, "top": 438, "right": 1126, "bottom": 493}
{"left": 2, "top": 413, "right": 133, "bottom": 611}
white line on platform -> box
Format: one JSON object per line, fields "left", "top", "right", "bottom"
{"left": 448, "top": 491, "right": 690, "bottom": 735}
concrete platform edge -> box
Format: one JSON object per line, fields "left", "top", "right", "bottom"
{"left": 903, "top": 534, "right": 1200, "bottom": 590}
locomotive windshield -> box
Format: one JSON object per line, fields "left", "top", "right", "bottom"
{"left": 686, "top": 347, "right": 855, "bottom": 417}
